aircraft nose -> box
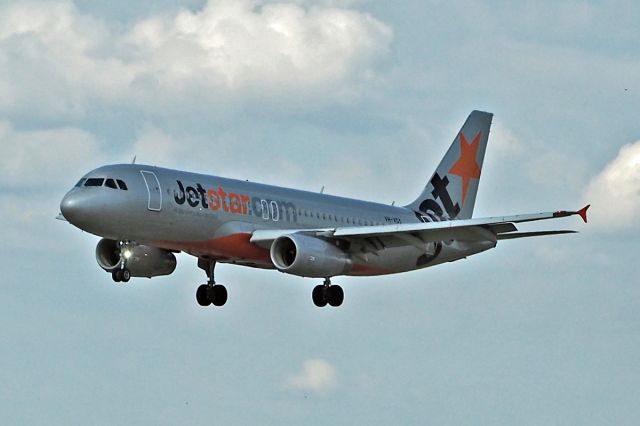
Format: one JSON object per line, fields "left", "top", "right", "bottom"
{"left": 60, "top": 190, "right": 88, "bottom": 225}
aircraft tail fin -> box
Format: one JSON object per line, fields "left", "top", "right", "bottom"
{"left": 405, "top": 110, "right": 493, "bottom": 221}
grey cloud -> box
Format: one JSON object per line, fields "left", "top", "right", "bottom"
{"left": 0, "top": 0, "right": 392, "bottom": 118}
{"left": 0, "top": 120, "right": 101, "bottom": 189}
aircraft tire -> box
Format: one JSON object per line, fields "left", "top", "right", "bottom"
{"left": 212, "top": 285, "right": 228, "bottom": 307}
{"left": 122, "top": 269, "right": 131, "bottom": 282}
{"left": 112, "top": 270, "right": 121, "bottom": 282}
{"left": 328, "top": 285, "right": 344, "bottom": 307}
{"left": 312, "top": 285, "right": 327, "bottom": 307}
{"left": 196, "top": 284, "right": 211, "bottom": 307}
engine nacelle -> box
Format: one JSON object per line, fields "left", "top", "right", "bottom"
{"left": 270, "top": 234, "right": 350, "bottom": 278}
{"left": 95, "top": 238, "right": 177, "bottom": 278}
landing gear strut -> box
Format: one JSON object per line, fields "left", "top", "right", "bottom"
{"left": 312, "top": 278, "right": 344, "bottom": 308}
{"left": 196, "top": 258, "right": 228, "bottom": 307}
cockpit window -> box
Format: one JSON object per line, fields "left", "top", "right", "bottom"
{"left": 74, "top": 178, "right": 86, "bottom": 188}
{"left": 105, "top": 178, "right": 118, "bottom": 189}
{"left": 116, "top": 179, "right": 128, "bottom": 190}
{"left": 85, "top": 178, "right": 104, "bottom": 187}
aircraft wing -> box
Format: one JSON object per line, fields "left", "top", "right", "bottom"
{"left": 250, "top": 205, "right": 589, "bottom": 250}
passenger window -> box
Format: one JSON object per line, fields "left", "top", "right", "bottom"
{"left": 116, "top": 179, "right": 128, "bottom": 190}
{"left": 75, "top": 178, "right": 86, "bottom": 187}
{"left": 105, "top": 178, "right": 117, "bottom": 189}
{"left": 85, "top": 178, "right": 104, "bottom": 187}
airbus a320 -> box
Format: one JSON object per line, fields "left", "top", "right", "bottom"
{"left": 59, "top": 111, "right": 589, "bottom": 308}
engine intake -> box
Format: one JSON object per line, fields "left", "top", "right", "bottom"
{"left": 270, "top": 234, "right": 350, "bottom": 278}
{"left": 96, "top": 238, "right": 177, "bottom": 278}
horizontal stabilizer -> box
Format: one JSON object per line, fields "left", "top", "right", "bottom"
{"left": 497, "top": 230, "right": 577, "bottom": 240}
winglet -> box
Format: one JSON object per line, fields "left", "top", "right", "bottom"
{"left": 577, "top": 204, "right": 590, "bottom": 223}
{"left": 552, "top": 204, "right": 590, "bottom": 223}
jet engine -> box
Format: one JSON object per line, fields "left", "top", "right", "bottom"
{"left": 270, "top": 234, "right": 350, "bottom": 278}
{"left": 95, "top": 238, "right": 177, "bottom": 278}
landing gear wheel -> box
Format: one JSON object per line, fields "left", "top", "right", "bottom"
{"left": 312, "top": 285, "right": 328, "bottom": 307}
{"left": 211, "top": 285, "right": 228, "bottom": 307}
{"left": 112, "top": 269, "right": 127, "bottom": 282}
{"left": 328, "top": 285, "right": 344, "bottom": 307}
{"left": 196, "top": 284, "right": 211, "bottom": 307}
{"left": 196, "top": 259, "right": 229, "bottom": 308}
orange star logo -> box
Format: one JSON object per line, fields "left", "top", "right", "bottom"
{"left": 448, "top": 131, "right": 482, "bottom": 207}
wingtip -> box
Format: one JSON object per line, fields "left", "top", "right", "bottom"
{"left": 577, "top": 204, "right": 590, "bottom": 223}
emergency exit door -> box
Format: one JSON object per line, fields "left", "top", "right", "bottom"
{"left": 140, "top": 171, "right": 162, "bottom": 211}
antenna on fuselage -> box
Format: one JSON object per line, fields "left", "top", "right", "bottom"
{"left": 131, "top": 156, "right": 137, "bottom": 164}
{"left": 320, "top": 186, "right": 325, "bottom": 194}
{"left": 391, "top": 201, "right": 395, "bottom": 206}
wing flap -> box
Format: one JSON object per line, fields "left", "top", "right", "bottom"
{"left": 497, "top": 230, "right": 577, "bottom": 240}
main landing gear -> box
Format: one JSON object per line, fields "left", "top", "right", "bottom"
{"left": 196, "top": 259, "right": 228, "bottom": 307}
{"left": 312, "top": 278, "right": 344, "bottom": 308}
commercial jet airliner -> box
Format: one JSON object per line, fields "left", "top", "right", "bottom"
{"left": 59, "top": 111, "right": 589, "bottom": 308}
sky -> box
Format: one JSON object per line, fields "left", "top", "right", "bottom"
{"left": 0, "top": 0, "right": 639, "bottom": 424}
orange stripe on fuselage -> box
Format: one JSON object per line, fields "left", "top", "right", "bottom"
{"left": 154, "top": 236, "right": 395, "bottom": 276}
{"left": 153, "top": 233, "right": 271, "bottom": 263}
{"left": 349, "top": 263, "right": 394, "bottom": 276}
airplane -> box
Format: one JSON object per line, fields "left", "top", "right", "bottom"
{"left": 59, "top": 110, "right": 589, "bottom": 308}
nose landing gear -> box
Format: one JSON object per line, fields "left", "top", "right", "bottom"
{"left": 196, "top": 258, "right": 228, "bottom": 307}
{"left": 111, "top": 241, "right": 131, "bottom": 283}
{"left": 111, "top": 268, "right": 131, "bottom": 283}
{"left": 312, "top": 278, "right": 344, "bottom": 307}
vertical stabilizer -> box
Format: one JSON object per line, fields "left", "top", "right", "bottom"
{"left": 405, "top": 110, "right": 493, "bottom": 221}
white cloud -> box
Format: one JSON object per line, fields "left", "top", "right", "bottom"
{"left": 583, "top": 141, "right": 640, "bottom": 231}
{"left": 0, "top": 1, "right": 133, "bottom": 117}
{"left": 286, "top": 358, "right": 337, "bottom": 394}
{"left": 485, "top": 123, "right": 588, "bottom": 192}
{"left": 126, "top": 126, "right": 182, "bottom": 166}
{"left": 0, "top": 0, "right": 392, "bottom": 117}
{"left": 490, "top": 122, "right": 525, "bottom": 159}
{"left": 0, "top": 121, "right": 102, "bottom": 189}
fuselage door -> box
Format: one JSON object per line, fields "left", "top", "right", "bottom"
{"left": 140, "top": 171, "right": 162, "bottom": 211}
